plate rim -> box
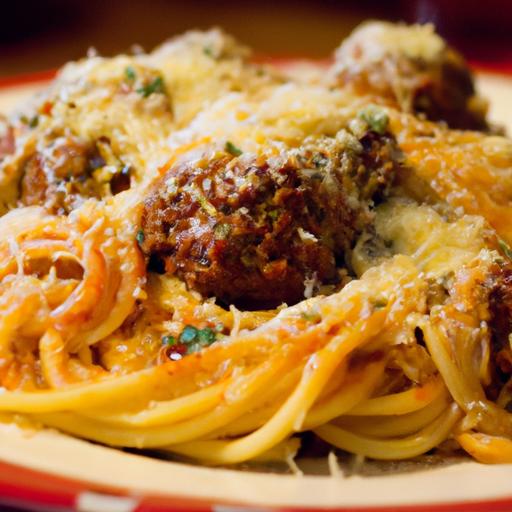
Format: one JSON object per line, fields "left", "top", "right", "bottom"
{"left": 0, "top": 420, "right": 512, "bottom": 512}
{"left": 2, "top": 456, "right": 512, "bottom": 512}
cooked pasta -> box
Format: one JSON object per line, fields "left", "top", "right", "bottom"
{"left": 0, "top": 21, "right": 511, "bottom": 467}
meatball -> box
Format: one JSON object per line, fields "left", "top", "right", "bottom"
{"left": 489, "top": 265, "right": 512, "bottom": 378}
{"left": 20, "top": 135, "right": 131, "bottom": 214}
{"left": 140, "top": 131, "right": 398, "bottom": 308}
{"left": 331, "top": 22, "right": 489, "bottom": 131}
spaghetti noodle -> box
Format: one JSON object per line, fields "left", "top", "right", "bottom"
{"left": 0, "top": 21, "right": 511, "bottom": 467}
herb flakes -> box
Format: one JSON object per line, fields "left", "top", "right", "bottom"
{"left": 28, "top": 115, "right": 39, "bottom": 129}
{"left": 125, "top": 66, "right": 137, "bottom": 82}
{"left": 137, "top": 76, "right": 165, "bottom": 98}
{"left": 203, "top": 46, "right": 215, "bottom": 58}
{"left": 179, "top": 325, "right": 199, "bottom": 344}
{"left": 136, "top": 229, "right": 145, "bottom": 245}
{"left": 178, "top": 324, "right": 218, "bottom": 354}
{"left": 214, "top": 223, "right": 231, "bottom": 240}
{"left": 162, "top": 335, "right": 176, "bottom": 346}
{"left": 358, "top": 105, "right": 389, "bottom": 134}
{"left": 225, "top": 141, "right": 243, "bottom": 157}
{"left": 498, "top": 238, "right": 512, "bottom": 261}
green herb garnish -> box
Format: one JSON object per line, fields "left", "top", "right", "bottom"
{"left": 178, "top": 325, "right": 218, "bottom": 354}
{"left": 215, "top": 322, "right": 224, "bottom": 332}
{"left": 186, "top": 342, "right": 203, "bottom": 354}
{"left": 137, "top": 76, "right": 165, "bottom": 98}
{"left": 20, "top": 115, "right": 39, "bottom": 128}
{"left": 373, "top": 299, "right": 388, "bottom": 309}
{"left": 194, "top": 188, "right": 217, "bottom": 216}
{"left": 162, "top": 335, "right": 176, "bottom": 346}
{"left": 125, "top": 66, "right": 137, "bottom": 82}
{"left": 179, "top": 325, "right": 199, "bottom": 344}
{"left": 203, "top": 46, "right": 214, "bottom": 58}
{"left": 358, "top": 105, "right": 389, "bottom": 134}
{"left": 136, "top": 229, "right": 145, "bottom": 245}
{"left": 29, "top": 115, "right": 39, "bottom": 129}
{"left": 301, "top": 311, "right": 321, "bottom": 323}
{"left": 197, "top": 327, "right": 216, "bottom": 345}
{"left": 498, "top": 238, "right": 512, "bottom": 260}
{"left": 225, "top": 141, "right": 243, "bottom": 157}
{"left": 214, "top": 223, "right": 231, "bottom": 240}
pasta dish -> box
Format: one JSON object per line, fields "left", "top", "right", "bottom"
{"left": 0, "top": 21, "right": 511, "bottom": 467}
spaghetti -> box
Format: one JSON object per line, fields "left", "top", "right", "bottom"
{"left": 0, "top": 21, "right": 511, "bottom": 467}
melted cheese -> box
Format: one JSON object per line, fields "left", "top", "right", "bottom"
{"left": 352, "top": 200, "right": 492, "bottom": 278}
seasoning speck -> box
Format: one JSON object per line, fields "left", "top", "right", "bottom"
{"left": 225, "top": 141, "right": 243, "bottom": 157}
{"left": 137, "top": 76, "right": 165, "bottom": 98}
{"left": 125, "top": 66, "right": 136, "bottom": 82}
{"left": 162, "top": 335, "right": 176, "bottom": 346}
{"left": 358, "top": 105, "right": 389, "bottom": 134}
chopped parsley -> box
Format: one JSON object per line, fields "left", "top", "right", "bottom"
{"left": 178, "top": 325, "right": 218, "bottom": 354}
{"left": 301, "top": 311, "right": 321, "bottom": 323}
{"left": 498, "top": 238, "right": 512, "bottom": 260}
{"left": 215, "top": 322, "right": 224, "bottom": 332}
{"left": 164, "top": 325, "right": 220, "bottom": 360}
{"left": 197, "top": 327, "right": 216, "bottom": 344}
{"left": 195, "top": 189, "right": 217, "bottom": 216}
{"left": 125, "top": 66, "right": 137, "bottom": 82}
{"left": 214, "top": 223, "right": 231, "bottom": 240}
{"left": 185, "top": 343, "right": 202, "bottom": 354}
{"left": 162, "top": 335, "right": 176, "bottom": 346}
{"left": 28, "top": 115, "right": 39, "bottom": 129}
{"left": 20, "top": 115, "right": 39, "bottom": 128}
{"left": 137, "top": 76, "right": 165, "bottom": 98}
{"left": 373, "top": 299, "right": 388, "bottom": 309}
{"left": 136, "top": 229, "right": 145, "bottom": 245}
{"left": 225, "top": 141, "right": 243, "bottom": 157}
{"left": 203, "top": 46, "right": 215, "bottom": 58}
{"left": 358, "top": 105, "right": 389, "bottom": 134}
{"left": 179, "top": 325, "right": 199, "bottom": 343}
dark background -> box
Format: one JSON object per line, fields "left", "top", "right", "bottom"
{"left": 1, "top": 0, "right": 512, "bottom": 77}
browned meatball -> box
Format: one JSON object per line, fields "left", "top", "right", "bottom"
{"left": 140, "top": 131, "right": 398, "bottom": 308}
{"left": 489, "top": 266, "right": 512, "bottom": 379}
{"left": 332, "top": 22, "right": 489, "bottom": 131}
{"left": 20, "top": 135, "right": 131, "bottom": 214}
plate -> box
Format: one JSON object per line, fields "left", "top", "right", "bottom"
{"left": 0, "top": 68, "right": 511, "bottom": 512}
